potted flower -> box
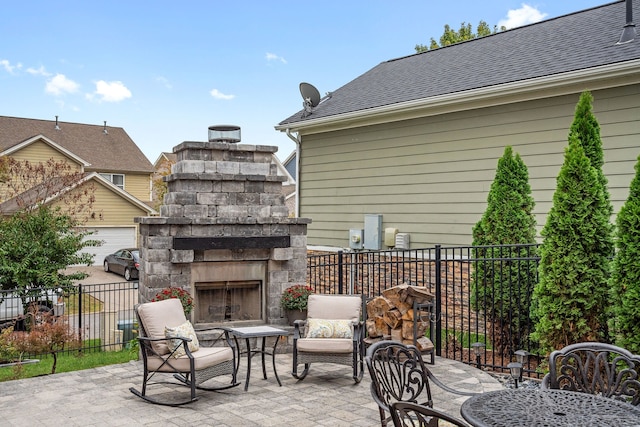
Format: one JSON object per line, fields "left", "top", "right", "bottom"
{"left": 152, "top": 287, "right": 194, "bottom": 316}
{"left": 280, "top": 285, "right": 314, "bottom": 325}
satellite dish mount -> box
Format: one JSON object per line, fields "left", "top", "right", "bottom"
{"left": 300, "top": 82, "right": 321, "bottom": 118}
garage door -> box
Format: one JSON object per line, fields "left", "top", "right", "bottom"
{"left": 81, "top": 227, "right": 137, "bottom": 266}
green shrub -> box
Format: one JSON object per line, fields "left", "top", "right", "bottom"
{"left": 471, "top": 146, "right": 537, "bottom": 355}
{"left": 611, "top": 152, "right": 640, "bottom": 352}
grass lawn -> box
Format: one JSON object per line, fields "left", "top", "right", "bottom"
{"left": 0, "top": 346, "right": 138, "bottom": 382}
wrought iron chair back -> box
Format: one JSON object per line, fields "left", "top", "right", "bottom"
{"left": 390, "top": 402, "right": 469, "bottom": 427}
{"left": 542, "top": 342, "right": 640, "bottom": 406}
{"left": 366, "top": 341, "right": 475, "bottom": 427}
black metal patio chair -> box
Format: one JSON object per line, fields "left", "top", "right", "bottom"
{"left": 390, "top": 401, "right": 470, "bottom": 427}
{"left": 366, "top": 340, "right": 476, "bottom": 427}
{"left": 129, "top": 298, "right": 240, "bottom": 406}
{"left": 541, "top": 341, "right": 640, "bottom": 406}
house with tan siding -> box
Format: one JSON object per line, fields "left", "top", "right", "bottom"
{"left": 276, "top": 0, "right": 640, "bottom": 249}
{"left": 0, "top": 116, "right": 157, "bottom": 263}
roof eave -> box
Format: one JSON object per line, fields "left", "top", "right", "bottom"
{"left": 276, "top": 59, "right": 640, "bottom": 135}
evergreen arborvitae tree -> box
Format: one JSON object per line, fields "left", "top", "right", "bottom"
{"left": 611, "top": 152, "right": 640, "bottom": 353}
{"left": 471, "top": 146, "right": 537, "bottom": 354}
{"left": 570, "top": 91, "right": 612, "bottom": 218}
{"left": 531, "top": 133, "right": 612, "bottom": 353}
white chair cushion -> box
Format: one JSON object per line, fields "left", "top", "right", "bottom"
{"left": 147, "top": 346, "right": 234, "bottom": 372}
{"left": 137, "top": 298, "right": 187, "bottom": 356}
{"left": 306, "top": 295, "right": 361, "bottom": 321}
{"left": 297, "top": 338, "right": 354, "bottom": 353}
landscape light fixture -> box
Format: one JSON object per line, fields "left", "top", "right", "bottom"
{"left": 472, "top": 342, "right": 485, "bottom": 370}
{"left": 507, "top": 362, "right": 523, "bottom": 389}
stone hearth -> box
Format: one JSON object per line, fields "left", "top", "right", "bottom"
{"left": 136, "top": 137, "right": 310, "bottom": 326}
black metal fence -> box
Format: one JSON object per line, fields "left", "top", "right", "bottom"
{"left": 307, "top": 244, "right": 542, "bottom": 377}
{"left": 0, "top": 281, "right": 139, "bottom": 356}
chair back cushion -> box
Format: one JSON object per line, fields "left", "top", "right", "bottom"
{"left": 137, "top": 298, "right": 187, "bottom": 356}
{"left": 307, "top": 294, "right": 361, "bottom": 322}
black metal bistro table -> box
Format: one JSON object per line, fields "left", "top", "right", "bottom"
{"left": 227, "top": 325, "right": 290, "bottom": 391}
{"left": 460, "top": 388, "right": 640, "bottom": 427}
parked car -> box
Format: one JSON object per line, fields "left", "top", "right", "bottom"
{"left": 103, "top": 248, "right": 140, "bottom": 281}
{"left": 0, "top": 287, "right": 64, "bottom": 329}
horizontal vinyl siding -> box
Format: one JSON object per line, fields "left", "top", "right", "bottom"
{"left": 299, "top": 85, "right": 640, "bottom": 248}
{"left": 123, "top": 173, "right": 151, "bottom": 202}
{"left": 9, "top": 141, "right": 83, "bottom": 171}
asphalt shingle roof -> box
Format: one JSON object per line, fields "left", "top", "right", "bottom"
{"left": 0, "top": 116, "right": 154, "bottom": 173}
{"left": 280, "top": 0, "right": 640, "bottom": 126}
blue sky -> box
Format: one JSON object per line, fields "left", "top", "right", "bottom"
{"left": 1, "top": 1, "right": 608, "bottom": 163}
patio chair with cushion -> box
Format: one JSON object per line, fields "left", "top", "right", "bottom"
{"left": 129, "top": 298, "right": 240, "bottom": 406}
{"left": 541, "top": 341, "right": 640, "bottom": 406}
{"left": 366, "top": 340, "right": 476, "bottom": 427}
{"left": 390, "top": 401, "right": 469, "bottom": 427}
{"left": 292, "top": 294, "right": 365, "bottom": 383}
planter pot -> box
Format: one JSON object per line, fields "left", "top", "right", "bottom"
{"left": 0, "top": 359, "right": 40, "bottom": 368}
{"left": 285, "top": 309, "right": 307, "bottom": 326}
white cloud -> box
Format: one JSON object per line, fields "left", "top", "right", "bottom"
{"left": 1, "top": 59, "right": 22, "bottom": 74}
{"left": 266, "top": 52, "right": 287, "bottom": 64}
{"left": 26, "top": 65, "right": 51, "bottom": 76}
{"left": 89, "top": 80, "right": 132, "bottom": 102}
{"left": 156, "top": 76, "right": 172, "bottom": 89}
{"left": 210, "top": 88, "right": 235, "bottom": 100}
{"left": 499, "top": 4, "right": 548, "bottom": 29}
{"left": 45, "top": 74, "right": 80, "bottom": 96}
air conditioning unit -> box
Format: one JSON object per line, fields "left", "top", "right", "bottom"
{"left": 395, "top": 233, "right": 410, "bottom": 250}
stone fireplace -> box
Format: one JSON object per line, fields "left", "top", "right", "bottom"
{"left": 136, "top": 126, "right": 310, "bottom": 326}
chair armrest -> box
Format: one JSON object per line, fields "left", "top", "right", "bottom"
{"left": 293, "top": 319, "right": 307, "bottom": 339}
{"left": 540, "top": 374, "right": 550, "bottom": 389}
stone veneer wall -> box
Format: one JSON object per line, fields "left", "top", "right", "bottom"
{"left": 135, "top": 140, "right": 310, "bottom": 325}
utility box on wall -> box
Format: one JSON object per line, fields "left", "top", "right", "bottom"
{"left": 364, "top": 214, "right": 382, "bottom": 250}
{"left": 349, "top": 229, "right": 364, "bottom": 250}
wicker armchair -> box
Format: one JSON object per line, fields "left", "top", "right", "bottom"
{"left": 390, "top": 402, "right": 470, "bottom": 427}
{"left": 129, "top": 298, "right": 240, "bottom": 406}
{"left": 292, "top": 294, "right": 365, "bottom": 383}
{"left": 541, "top": 342, "right": 640, "bottom": 406}
{"left": 366, "top": 340, "right": 476, "bottom": 427}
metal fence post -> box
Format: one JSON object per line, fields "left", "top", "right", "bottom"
{"left": 435, "top": 245, "right": 442, "bottom": 357}
{"left": 337, "top": 250, "right": 344, "bottom": 294}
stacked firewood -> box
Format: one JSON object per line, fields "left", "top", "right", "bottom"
{"left": 365, "top": 284, "right": 435, "bottom": 352}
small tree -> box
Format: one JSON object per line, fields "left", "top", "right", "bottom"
{"left": 531, "top": 134, "right": 612, "bottom": 353}
{"left": 471, "top": 146, "right": 537, "bottom": 355}
{"left": 415, "top": 20, "right": 504, "bottom": 52}
{"left": 610, "top": 152, "right": 640, "bottom": 352}
{"left": 0, "top": 206, "right": 100, "bottom": 296}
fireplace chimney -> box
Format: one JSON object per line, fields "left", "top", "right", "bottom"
{"left": 618, "top": 0, "right": 636, "bottom": 44}
{"left": 208, "top": 124, "right": 241, "bottom": 143}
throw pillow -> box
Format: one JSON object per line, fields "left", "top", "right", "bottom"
{"left": 306, "top": 318, "right": 353, "bottom": 339}
{"left": 165, "top": 320, "right": 199, "bottom": 358}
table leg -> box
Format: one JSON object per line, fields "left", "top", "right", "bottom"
{"left": 244, "top": 337, "right": 251, "bottom": 391}
{"left": 272, "top": 334, "right": 282, "bottom": 387}
{"left": 261, "top": 337, "right": 268, "bottom": 380}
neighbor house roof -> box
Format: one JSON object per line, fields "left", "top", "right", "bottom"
{"left": 0, "top": 116, "right": 154, "bottom": 173}
{"left": 278, "top": 0, "right": 640, "bottom": 129}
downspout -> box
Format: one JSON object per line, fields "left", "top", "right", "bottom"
{"left": 285, "top": 128, "right": 301, "bottom": 218}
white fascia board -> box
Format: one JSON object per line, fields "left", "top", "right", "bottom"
{"left": 276, "top": 59, "right": 640, "bottom": 135}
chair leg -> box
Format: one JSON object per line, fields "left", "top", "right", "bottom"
{"left": 292, "top": 363, "right": 310, "bottom": 380}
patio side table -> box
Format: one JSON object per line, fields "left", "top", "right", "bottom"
{"left": 460, "top": 388, "right": 640, "bottom": 427}
{"left": 227, "top": 325, "right": 290, "bottom": 391}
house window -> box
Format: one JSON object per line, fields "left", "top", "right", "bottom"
{"left": 101, "top": 173, "right": 125, "bottom": 190}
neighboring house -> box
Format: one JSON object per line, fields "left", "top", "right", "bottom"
{"left": 152, "top": 150, "right": 296, "bottom": 216}
{"left": 0, "top": 116, "right": 157, "bottom": 264}
{"left": 276, "top": 0, "right": 640, "bottom": 248}
{"left": 282, "top": 150, "right": 298, "bottom": 217}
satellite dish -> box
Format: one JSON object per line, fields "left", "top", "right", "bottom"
{"left": 300, "top": 82, "right": 321, "bottom": 117}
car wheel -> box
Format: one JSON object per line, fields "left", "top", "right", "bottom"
{"left": 104, "top": 260, "right": 110, "bottom": 272}
{"left": 124, "top": 268, "right": 131, "bottom": 281}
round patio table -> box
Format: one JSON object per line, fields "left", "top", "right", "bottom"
{"left": 460, "top": 388, "right": 640, "bottom": 427}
